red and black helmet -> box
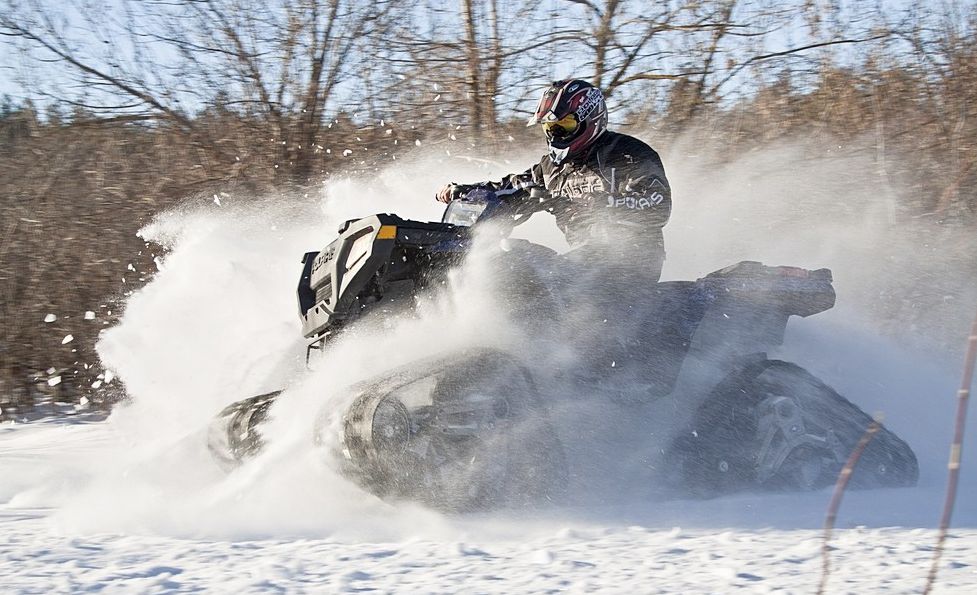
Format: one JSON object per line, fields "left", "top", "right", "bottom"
{"left": 527, "top": 79, "right": 608, "bottom": 165}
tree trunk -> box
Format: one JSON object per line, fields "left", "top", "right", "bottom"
{"left": 462, "top": 0, "right": 483, "bottom": 138}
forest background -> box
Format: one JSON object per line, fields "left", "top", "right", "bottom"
{"left": 1, "top": 0, "right": 975, "bottom": 417}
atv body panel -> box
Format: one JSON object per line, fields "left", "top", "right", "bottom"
{"left": 208, "top": 196, "right": 917, "bottom": 509}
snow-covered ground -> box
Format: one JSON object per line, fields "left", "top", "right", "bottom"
{"left": 3, "top": 150, "right": 976, "bottom": 593}
{"left": 1, "top": 419, "right": 976, "bottom": 593}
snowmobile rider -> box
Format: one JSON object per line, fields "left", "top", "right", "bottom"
{"left": 435, "top": 78, "right": 672, "bottom": 281}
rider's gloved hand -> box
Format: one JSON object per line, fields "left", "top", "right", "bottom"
{"left": 435, "top": 183, "right": 475, "bottom": 203}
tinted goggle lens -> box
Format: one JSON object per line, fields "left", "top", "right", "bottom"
{"left": 541, "top": 114, "right": 579, "bottom": 138}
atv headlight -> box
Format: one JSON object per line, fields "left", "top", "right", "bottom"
{"left": 442, "top": 200, "right": 488, "bottom": 227}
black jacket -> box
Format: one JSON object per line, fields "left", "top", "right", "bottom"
{"left": 483, "top": 130, "right": 671, "bottom": 255}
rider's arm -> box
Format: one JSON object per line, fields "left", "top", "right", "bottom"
{"left": 489, "top": 163, "right": 545, "bottom": 204}
{"left": 437, "top": 162, "right": 547, "bottom": 211}
{"left": 602, "top": 142, "right": 672, "bottom": 229}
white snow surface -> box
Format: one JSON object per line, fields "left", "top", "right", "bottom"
{"left": 1, "top": 421, "right": 975, "bottom": 593}
{"left": 3, "top": 146, "right": 977, "bottom": 593}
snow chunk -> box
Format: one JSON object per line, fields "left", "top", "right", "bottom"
{"left": 84, "top": 311, "right": 96, "bottom": 320}
{"left": 62, "top": 334, "right": 74, "bottom": 345}
{"left": 343, "top": 149, "right": 353, "bottom": 156}
{"left": 340, "top": 570, "right": 372, "bottom": 585}
{"left": 457, "top": 543, "right": 489, "bottom": 557}
{"left": 716, "top": 566, "right": 737, "bottom": 581}
{"left": 554, "top": 528, "right": 584, "bottom": 540}
{"left": 213, "top": 194, "right": 221, "bottom": 206}
{"left": 91, "top": 380, "right": 103, "bottom": 389}
{"left": 104, "top": 370, "right": 115, "bottom": 384}
{"left": 44, "top": 314, "right": 57, "bottom": 323}
{"left": 415, "top": 139, "right": 422, "bottom": 146}
{"left": 47, "top": 376, "right": 62, "bottom": 387}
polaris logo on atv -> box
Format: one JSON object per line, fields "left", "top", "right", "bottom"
{"left": 311, "top": 246, "right": 336, "bottom": 274}
{"left": 576, "top": 88, "right": 602, "bottom": 119}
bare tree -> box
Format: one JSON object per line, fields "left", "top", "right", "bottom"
{"left": 547, "top": 0, "right": 752, "bottom": 127}
{"left": 1, "top": 0, "right": 393, "bottom": 183}
{"left": 381, "top": 0, "right": 575, "bottom": 141}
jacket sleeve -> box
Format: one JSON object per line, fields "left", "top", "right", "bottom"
{"left": 602, "top": 144, "right": 671, "bottom": 229}
{"left": 480, "top": 161, "right": 547, "bottom": 211}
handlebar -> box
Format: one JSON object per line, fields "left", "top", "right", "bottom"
{"left": 441, "top": 186, "right": 546, "bottom": 229}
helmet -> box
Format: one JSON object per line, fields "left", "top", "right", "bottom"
{"left": 527, "top": 79, "right": 608, "bottom": 165}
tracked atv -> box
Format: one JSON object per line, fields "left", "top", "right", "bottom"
{"left": 208, "top": 190, "right": 918, "bottom": 509}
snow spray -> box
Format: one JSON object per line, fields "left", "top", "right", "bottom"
{"left": 28, "top": 138, "right": 977, "bottom": 537}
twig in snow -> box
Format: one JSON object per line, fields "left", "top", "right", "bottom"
{"left": 817, "top": 416, "right": 882, "bottom": 595}
{"left": 923, "top": 305, "right": 977, "bottom": 594}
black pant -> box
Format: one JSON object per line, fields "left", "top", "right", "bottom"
{"left": 564, "top": 244, "right": 669, "bottom": 394}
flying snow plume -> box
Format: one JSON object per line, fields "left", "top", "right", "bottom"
{"left": 38, "top": 138, "right": 976, "bottom": 538}
{"left": 50, "top": 152, "right": 556, "bottom": 539}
